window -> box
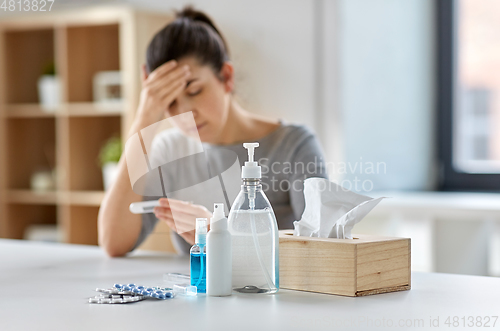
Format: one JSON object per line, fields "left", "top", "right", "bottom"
{"left": 438, "top": 0, "right": 500, "bottom": 191}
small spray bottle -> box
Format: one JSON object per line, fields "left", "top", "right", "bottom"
{"left": 207, "top": 203, "right": 232, "bottom": 296}
{"left": 190, "top": 218, "right": 207, "bottom": 293}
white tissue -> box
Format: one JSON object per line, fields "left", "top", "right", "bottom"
{"left": 293, "top": 177, "right": 385, "bottom": 239}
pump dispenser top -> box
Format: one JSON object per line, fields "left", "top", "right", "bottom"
{"left": 242, "top": 142, "right": 261, "bottom": 179}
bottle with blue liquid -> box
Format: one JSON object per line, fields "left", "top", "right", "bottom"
{"left": 190, "top": 218, "right": 207, "bottom": 293}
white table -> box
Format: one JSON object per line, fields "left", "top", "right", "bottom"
{"left": 1, "top": 239, "right": 499, "bottom": 331}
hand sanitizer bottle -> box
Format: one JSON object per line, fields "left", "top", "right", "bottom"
{"left": 207, "top": 203, "right": 232, "bottom": 296}
{"left": 190, "top": 218, "right": 207, "bottom": 293}
{"left": 228, "top": 143, "right": 279, "bottom": 294}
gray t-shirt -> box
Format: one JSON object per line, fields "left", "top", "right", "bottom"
{"left": 131, "top": 119, "right": 328, "bottom": 254}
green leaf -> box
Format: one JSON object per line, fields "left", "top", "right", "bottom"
{"left": 98, "top": 136, "right": 122, "bottom": 166}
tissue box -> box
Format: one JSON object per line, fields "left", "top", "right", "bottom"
{"left": 279, "top": 230, "right": 411, "bottom": 297}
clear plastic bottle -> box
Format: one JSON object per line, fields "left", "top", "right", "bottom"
{"left": 228, "top": 143, "right": 279, "bottom": 294}
{"left": 190, "top": 218, "right": 207, "bottom": 293}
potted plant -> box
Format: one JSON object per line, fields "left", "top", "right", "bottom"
{"left": 99, "top": 137, "right": 122, "bottom": 191}
{"left": 37, "top": 62, "right": 61, "bottom": 112}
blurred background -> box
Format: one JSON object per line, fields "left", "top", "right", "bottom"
{"left": 0, "top": 0, "right": 499, "bottom": 277}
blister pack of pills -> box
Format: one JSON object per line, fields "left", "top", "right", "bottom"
{"left": 88, "top": 283, "right": 174, "bottom": 304}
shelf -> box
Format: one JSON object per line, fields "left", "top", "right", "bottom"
{"left": 68, "top": 116, "right": 121, "bottom": 191}
{"left": 3, "top": 203, "right": 57, "bottom": 239}
{"left": 64, "top": 102, "right": 123, "bottom": 117}
{"left": 0, "top": 7, "right": 172, "bottom": 246}
{"left": 5, "top": 190, "right": 106, "bottom": 206}
{"left": 5, "top": 104, "right": 57, "bottom": 118}
{"left": 6, "top": 117, "right": 55, "bottom": 189}
{"left": 6, "top": 189, "right": 58, "bottom": 204}
{"left": 4, "top": 28, "right": 54, "bottom": 104}
{"left": 4, "top": 103, "right": 124, "bottom": 118}
{"left": 65, "top": 205, "right": 99, "bottom": 245}
{"left": 60, "top": 191, "right": 106, "bottom": 206}
{"left": 66, "top": 24, "right": 120, "bottom": 103}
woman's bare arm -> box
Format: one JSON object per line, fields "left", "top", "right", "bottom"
{"left": 97, "top": 120, "right": 151, "bottom": 257}
{"left": 98, "top": 61, "right": 191, "bottom": 257}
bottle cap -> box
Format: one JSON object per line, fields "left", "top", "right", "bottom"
{"left": 173, "top": 284, "right": 197, "bottom": 296}
{"left": 242, "top": 142, "right": 261, "bottom": 179}
{"left": 210, "top": 203, "right": 227, "bottom": 231}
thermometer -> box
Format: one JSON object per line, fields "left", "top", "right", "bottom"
{"left": 129, "top": 200, "right": 160, "bottom": 214}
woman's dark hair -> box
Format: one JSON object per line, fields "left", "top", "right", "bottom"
{"left": 146, "top": 6, "right": 230, "bottom": 78}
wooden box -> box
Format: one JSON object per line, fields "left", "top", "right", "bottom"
{"left": 279, "top": 230, "right": 411, "bottom": 297}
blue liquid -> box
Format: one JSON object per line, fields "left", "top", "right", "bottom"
{"left": 190, "top": 252, "right": 206, "bottom": 293}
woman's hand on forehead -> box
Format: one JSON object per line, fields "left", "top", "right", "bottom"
{"left": 135, "top": 60, "right": 191, "bottom": 125}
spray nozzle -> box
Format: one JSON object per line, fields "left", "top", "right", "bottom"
{"left": 213, "top": 203, "right": 225, "bottom": 219}
{"left": 196, "top": 218, "right": 207, "bottom": 234}
{"left": 242, "top": 142, "right": 261, "bottom": 179}
{"left": 210, "top": 203, "right": 227, "bottom": 231}
{"left": 195, "top": 218, "right": 207, "bottom": 245}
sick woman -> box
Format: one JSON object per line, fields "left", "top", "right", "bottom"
{"left": 98, "top": 7, "right": 327, "bottom": 257}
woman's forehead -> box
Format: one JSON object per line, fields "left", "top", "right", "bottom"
{"left": 176, "top": 56, "right": 221, "bottom": 81}
{"left": 176, "top": 56, "right": 203, "bottom": 69}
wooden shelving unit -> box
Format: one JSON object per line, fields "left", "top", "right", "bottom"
{"left": 0, "top": 6, "right": 172, "bottom": 245}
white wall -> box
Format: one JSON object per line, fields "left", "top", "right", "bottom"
{"left": 338, "top": 0, "right": 436, "bottom": 191}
